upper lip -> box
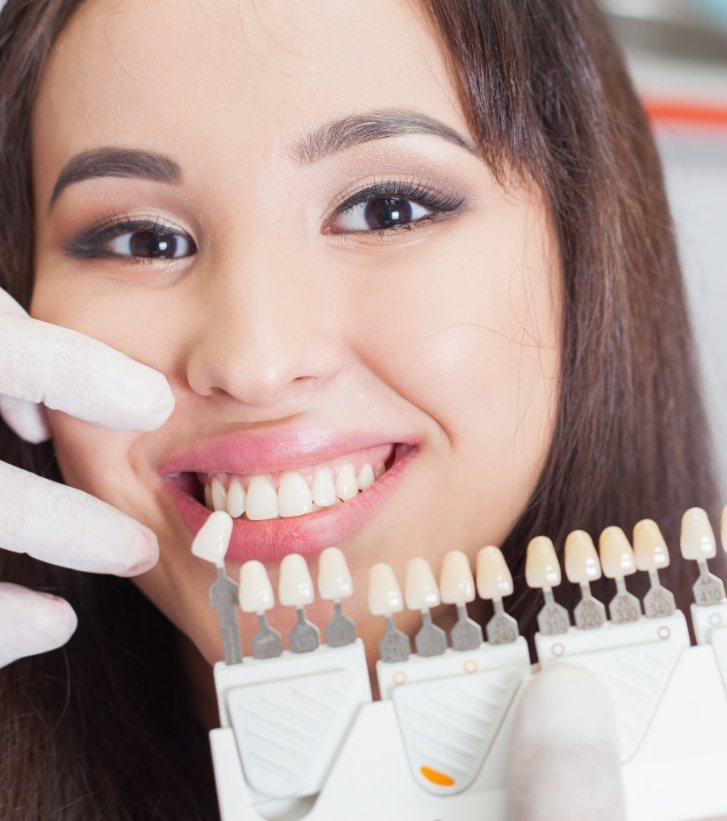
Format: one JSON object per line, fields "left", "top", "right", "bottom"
{"left": 157, "top": 427, "right": 415, "bottom": 477}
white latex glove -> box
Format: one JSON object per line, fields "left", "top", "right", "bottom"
{"left": 0, "top": 288, "right": 175, "bottom": 668}
{"left": 505, "top": 664, "right": 625, "bottom": 821}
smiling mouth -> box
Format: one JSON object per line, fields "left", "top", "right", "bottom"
{"left": 183, "top": 442, "right": 405, "bottom": 522}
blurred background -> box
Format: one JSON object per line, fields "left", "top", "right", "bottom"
{"left": 599, "top": 0, "right": 727, "bottom": 495}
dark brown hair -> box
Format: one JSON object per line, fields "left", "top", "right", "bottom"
{"left": 0, "top": 0, "right": 718, "bottom": 817}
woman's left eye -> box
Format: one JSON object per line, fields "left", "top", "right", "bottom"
{"left": 66, "top": 217, "right": 197, "bottom": 262}
{"left": 327, "top": 180, "right": 466, "bottom": 236}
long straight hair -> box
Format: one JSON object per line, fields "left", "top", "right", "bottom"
{"left": 0, "top": 0, "right": 718, "bottom": 816}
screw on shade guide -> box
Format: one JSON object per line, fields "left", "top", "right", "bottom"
{"left": 278, "top": 553, "right": 315, "bottom": 608}
{"left": 369, "top": 563, "right": 410, "bottom": 662}
{"left": 598, "top": 527, "right": 637, "bottom": 578}
{"left": 368, "top": 563, "right": 404, "bottom": 616}
{"left": 439, "top": 550, "right": 476, "bottom": 605}
{"left": 318, "top": 548, "right": 356, "bottom": 647}
{"left": 681, "top": 508, "right": 726, "bottom": 606}
{"left": 525, "top": 536, "right": 561, "bottom": 589}
{"left": 239, "top": 561, "right": 275, "bottom": 613}
{"left": 564, "top": 530, "right": 602, "bottom": 584}
{"left": 317, "top": 547, "right": 353, "bottom": 601}
{"left": 404, "top": 557, "right": 441, "bottom": 611}
{"left": 599, "top": 526, "right": 641, "bottom": 623}
{"left": 564, "top": 530, "right": 606, "bottom": 629}
{"left": 633, "top": 519, "right": 670, "bottom": 571}
{"left": 191, "top": 510, "right": 233, "bottom": 567}
{"left": 526, "top": 536, "right": 569, "bottom": 635}
{"left": 681, "top": 507, "right": 717, "bottom": 561}
{"left": 476, "top": 546, "right": 518, "bottom": 644}
{"left": 476, "top": 545, "right": 514, "bottom": 599}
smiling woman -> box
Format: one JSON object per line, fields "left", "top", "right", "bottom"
{"left": 0, "top": 0, "right": 717, "bottom": 818}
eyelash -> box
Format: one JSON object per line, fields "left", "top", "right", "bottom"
{"left": 63, "top": 179, "right": 466, "bottom": 264}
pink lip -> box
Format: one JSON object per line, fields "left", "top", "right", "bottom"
{"left": 159, "top": 428, "right": 417, "bottom": 477}
{"left": 164, "top": 442, "right": 417, "bottom": 563}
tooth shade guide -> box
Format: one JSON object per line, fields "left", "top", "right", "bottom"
{"left": 404, "top": 558, "right": 447, "bottom": 657}
{"left": 318, "top": 547, "right": 357, "bottom": 647}
{"left": 680, "top": 507, "right": 726, "bottom": 605}
{"left": 563, "top": 531, "right": 606, "bottom": 629}
{"left": 191, "top": 510, "right": 234, "bottom": 567}
{"left": 440, "top": 551, "right": 482, "bottom": 650}
{"left": 525, "top": 536, "right": 570, "bottom": 635}
{"left": 598, "top": 527, "right": 642, "bottom": 623}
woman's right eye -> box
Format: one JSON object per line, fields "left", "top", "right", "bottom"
{"left": 66, "top": 217, "right": 197, "bottom": 262}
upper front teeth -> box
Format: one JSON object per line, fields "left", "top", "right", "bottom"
{"left": 203, "top": 460, "right": 383, "bottom": 521}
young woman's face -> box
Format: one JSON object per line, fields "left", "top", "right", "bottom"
{"left": 30, "top": 0, "right": 561, "bottom": 690}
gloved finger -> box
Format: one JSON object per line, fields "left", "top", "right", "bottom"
{"left": 0, "top": 313, "right": 174, "bottom": 432}
{"left": 0, "top": 461, "right": 159, "bottom": 576}
{"left": 505, "top": 665, "right": 625, "bottom": 821}
{"left": 0, "top": 582, "right": 77, "bottom": 668}
{"left": 0, "top": 394, "right": 51, "bottom": 443}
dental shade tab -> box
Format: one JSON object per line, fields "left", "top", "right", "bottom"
{"left": 196, "top": 506, "right": 727, "bottom": 821}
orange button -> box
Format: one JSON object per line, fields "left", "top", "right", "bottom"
{"left": 420, "top": 766, "right": 455, "bottom": 787}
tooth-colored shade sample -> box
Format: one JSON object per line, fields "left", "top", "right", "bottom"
{"left": 318, "top": 546, "right": 353, "bottom": 600}
{"left": 278, "top": 553, "right": 315, "bottom": 607}
{"left": 404, "top": 557, "right": 441, "bottom": 610}
{"left": 368, "top": 563, "right": 404, "bottom": 615}
{"left": 439, "top": 550, "right": 476, "bottom": 604}
{"left": 191, "top": 510, "right": 233, "bottom": 566}
{"left": 525, "top": 536, "right": 561, "bottom": 588}
{"left": 680, "top": 507, "right": 717, "bottom": 560}
{"left": 239, "top": 560, "right": 275, "bottom": 613}
{"left": 599, "top": 526, "right": 636, "bottom": 577}
{"left": 564, "top": 530, "right": 601, "bottom": 584}
{"left": 476, "top": 545, "right": 513, "bottom": 599}
{"left": 633, "top": 519, "right": 670, "bottom": 571}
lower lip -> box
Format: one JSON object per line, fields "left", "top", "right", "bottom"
{"left": 164, "top": 443, "right": 418, "bottom": 563}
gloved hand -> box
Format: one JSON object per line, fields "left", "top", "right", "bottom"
{"left": 0, "top": 287, "right": 175, "bottom": 668}
{"left": 505, "top": 664, "right": 625, "bottom": 821}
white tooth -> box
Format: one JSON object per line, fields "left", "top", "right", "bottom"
{"left": 245, "top": 475, "right": 279, "bottom": 520}
{"left": 191, "top": 511, "right": 233, "bottom": 567}
{"left": 239, "top": 560, "right": 275, "bottom": 613}
{"left": 476, "top": 545, "right": 514, "bottom": 599}
{"left": 335, "top": 463, "right": 358, "bottom": 501}
{"left": 564, "top": 530, "right": 602, "bottom": 584}
{"left": 439, "top": 550, "right": 476, "bottom": 605}
{"left": 633, "top": 519, "right": 670, "bottom": 571}
{"left": 374, "top": 462, "right": 386, "bottom": 480}
{"left": 599, "top": 526, "right": 636, "bottom": 578}
{"left": 278, "top": 471, "right": 314, "bottom": 517}
{"left": 225, "top": 478, "right": 245, "bottom": 518}
{"left": 312, "top": 467, "right": 337, "bottom": 506}
{"left": 203, "top": 483, "right": 213, "bottom": 510}
{"left": 368, "top": 563, "right": 403, "bottom": 615}
{"left": 318, "top": 547, "right": 353, "bottom": 600}
{"left": 356, "top": 463, "right": 375, "bottom": 491}
{"left": 680, "top": 507, "right": 717, "bottom": 560}
{"left": 278, "top": 553, "right": 314, "bottom": 607}
{"left": 211, "top": 476, "right": 226, "bottom": 511}
{"left": 525, "top": 536, "right": 561, "bottom": 589}
{"left": 404, "top": 557, "right": 440, "bottom": 610}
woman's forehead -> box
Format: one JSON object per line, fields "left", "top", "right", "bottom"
{"left": 31, "top": 0, "right": 472, "bottom": 203}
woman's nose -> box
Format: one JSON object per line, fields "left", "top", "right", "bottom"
{"left": 185, "top": 251, "right": 347, "bottom": 410}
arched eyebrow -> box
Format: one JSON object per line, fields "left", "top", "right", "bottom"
{"left": 48, "top": 147, "right": 182, "bottom": 212}
{"left": 48, "top": 109, "right": 477, "bottom": 212}
{"left": 289, "top": 109, "right": 478, "bottom": 164}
